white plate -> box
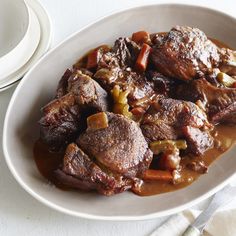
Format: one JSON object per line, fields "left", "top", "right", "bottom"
{"left": 0, "top": 6, "right": 40, "bottom": 80}
{"left": 0, "top": 0, "right": 29, "bottom": 57}
{"left": 0, "top": 0, "right": 52, "bottom": 91}
{"left": 3, "top": 4, "right": 236, "bottom": 221}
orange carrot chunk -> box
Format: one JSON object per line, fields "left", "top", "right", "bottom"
{"left": 135, "top": 43, "right": 152, "bottom": 72}
{"left": 132, "top": 31, "right": 150, "bottom": 44}
{"left": 87, "top": 49, "right": 99, "bottom": 69}
{"left": 142, "top": 169, "right": 173, "bottom": 181}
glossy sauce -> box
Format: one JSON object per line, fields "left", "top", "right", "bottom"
{"left": 34, "top": 36, "right": 236, "bottom": 196}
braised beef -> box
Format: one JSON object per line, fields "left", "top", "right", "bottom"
{"left": 146, "top": 70, "right": 175, "bottom": 96}
{"left": 39, "top": 71, "right": 109, "bottom": 150}
{"left": 141, "top": 98, "right": 210, "bottom": 141}
{"left": 182, "top": 126, "right": 213, "bottom": 155}
{"left": 39, "top": 94, "right": 80, "bottom": 150}
{"left": 67, "top": 70, "right": 109, "bottom": 111}
{"left": 78, "top": 112, "right": 153, "bottom": 177}
{"left": 151, "top": 26, "right": 220, "bottom": 81}
{"left": 56, "top": 69, "right": 73, "bottom": 98}
{"left": 176, "top": 78, "right": 236, "bottom": 124}
{"left": 141, "top": 98, "right": 213, "bottom": 155}
{"left": 37, "top": 27, "right": 236, "bottom": 196}
{"left": 54, "top": 143, "right": 134, "bottom": 195}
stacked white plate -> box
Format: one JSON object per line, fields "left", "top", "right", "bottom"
{"left": 0, "top": 0, "right": 52, "bottom": 91}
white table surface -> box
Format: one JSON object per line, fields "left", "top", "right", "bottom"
{"left": 1, "top": 0, "right": 236, "bottom": 235}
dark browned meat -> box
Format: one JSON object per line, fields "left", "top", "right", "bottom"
{"left": 176, "top": 78, "right": 236, "bottom": 124}
{"left": 141, "top": 98, "right": 210, "bottom": 142}
{"left": 78, "top": 112, "right": 153, "bottom": 177}
{"left": 39, "top": 71, "right": 109, "bottom": 149}
{"left": 54, "top": 143, "right": 134, "bottom": 195}
{"left": 55, "top": 69, "right": 73, "bottom": 98}
{"left": 39, "top": 94, "right": 80, "bottom": 150}
{"left": 151, "top": 26, "right": 220, "bottom": 81}
{"left": 146, "top": 70, "right": 175, "bottom": 96}
{"left": 182, "top": 126, "right": 213, "bottom": 155}
{"left": 141, "top": 98, "right": 213, "bottom": 155}
{"left": 219, "top": 48, "right": 236, "bottom": 76}
{"left": 67, "top": 70, "right": 109, "bottom": 111}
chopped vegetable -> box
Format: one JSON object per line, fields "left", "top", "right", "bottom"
{"left": 135, "top": 43, "right": 152, "bottom": 72}
{"left": 217, "top": 72, "right": 236, "bottom": 87}
{"left": 87, "top": 112, "right": 108, "bottom": 130}
{"left": 142, "top": 169, "right": 173, "bottom": 181}
{"left": 150, "top": 140, "right": 187, "bottom": 155}
{"left": 132, "top": 31, "right": 150, "bottom": 45}
{"left": 111, "top": 85, "right": 133, "bottom": 119}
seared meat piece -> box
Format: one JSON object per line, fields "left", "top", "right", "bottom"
{"left": 141, "top": 98, "right": 210, "bottom": 142}
{"left": 141, "top": 98, "right": 213, "bottom": 155}
{"left": 39, "top": 94, "right": 80, "bottom": 150}
{"left": 151, "top": 26, "right": 220, "bottom": 81}
{"left": 78, "top": 112, "right": 153, "bottom": 177}
{"left": 67, "top": 70, "right": 109, "bottom": 111}
{"left": 56, "top": 69, "right": 73, "bottom": 98}
{"left": 54, "top": 143, "right": 133, "bottom": 195}
{"left": 146, "top": 70, "right": 175, "bottom": 96}
{"left": 39, "top": 71, "right": 109, "bottom": 149}
{"left": 182, "top": 126, "right": 213, "bottom": 155}
{"left": 112, "top": 37, "right": 141, "bottom": 67}
{"left": 176, "top": 78, "right": 236, "bottom": 124}
{"left": 220, "top": 48, "right": 236, "bottom": 76}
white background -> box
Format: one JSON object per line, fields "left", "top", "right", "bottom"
{"left": 1, "top": 0, "right": 236, "bottom": 235}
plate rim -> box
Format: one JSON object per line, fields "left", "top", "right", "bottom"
{"left": 3, "top": 3, "right": 236, "bottom": 221}
{"left": 0, "top": 0, "right": 52, "bottom": 90}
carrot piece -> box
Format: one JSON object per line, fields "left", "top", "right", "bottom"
{"left": 135, "top": 43, "right": 152, "bottom": 72}
{"left": 87, "top": 49, "right": 99, "bottom": 69}
{"left": 132, "top": 31, "right": 150, "bottom": 44}
{"left": 142, "top": 169, "right": 173, "bottom": 181}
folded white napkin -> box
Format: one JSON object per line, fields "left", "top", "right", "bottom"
{"left": 150, "top": 209, "right": 236, "bottom": 236}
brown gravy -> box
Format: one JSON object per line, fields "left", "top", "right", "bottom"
{"left": 33, "top": 36, "right": 236, "bottom": 196}
{"left": 33, "top": 124, "right": 236, "bottom": 196}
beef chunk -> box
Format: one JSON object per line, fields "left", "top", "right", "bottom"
{"left": 54, "top": 143, "right": 134, "bottom": 195}
{"left": 141, "top": 98, "right": 210, "bottom": 142}
{"left": 39, "top": 71, "right": 109, "bottom": 149}
{"left": 78, "top": 112, "right": 153, "bottom": 177}
{"left": 151, "top": 26, "right": 220, "bottom": 81}
{"left": 182, "top": 126, "right": 213, "bottom": 156}
{"left": 67, "top": 70, "right": 109, "bottom": 111}
{"left": 176, "top": 78, "right": 236, "bottom": 124}
{"left": 39, "top": 94, "right": 80, "bottom": 150}
{"left": 219, "top": 48, "right": 236, "bottom": 76}
{"left": 56, "top": 69, "right": 73, "bottom": 98}
{"left": 146, "top": 70, "right": 175, "bottom": 96}
{"left": 113, "top": 37, "right": 140, "bottom": 67}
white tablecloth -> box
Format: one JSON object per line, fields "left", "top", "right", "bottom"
{"left": 1, "top": 0, "right": 236, "bottom": 235}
